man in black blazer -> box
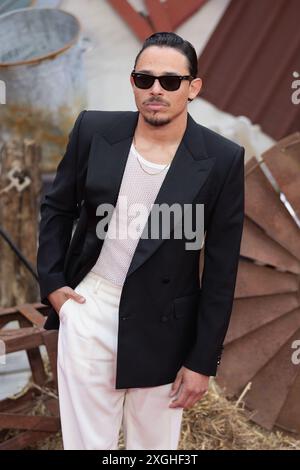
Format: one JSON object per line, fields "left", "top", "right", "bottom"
{"left": 37, "top": 32, "right": 244, "bottom": 449}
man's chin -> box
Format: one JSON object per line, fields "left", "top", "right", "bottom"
{"left": 142, "top": 111, "right": 171, "bottom": 127}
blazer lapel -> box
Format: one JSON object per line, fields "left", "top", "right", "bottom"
{"left": 85, "top": 133, "right": 136, "bottom": 211}
{"left": 85, "top": 110, "right": 216, "bottom": 280}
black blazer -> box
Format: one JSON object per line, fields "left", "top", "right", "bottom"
{"left": 37, "top": 110, "right": 245, "bottom": 389}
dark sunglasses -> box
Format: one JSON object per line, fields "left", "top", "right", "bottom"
{"left": 131, "top": 71, "right": 194, "bottom": 91}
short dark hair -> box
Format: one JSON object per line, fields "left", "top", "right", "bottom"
{"left": 133, "top": 32, "right": 198, "bottom": 102}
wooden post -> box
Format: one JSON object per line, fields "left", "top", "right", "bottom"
{"left": 0, "top": 139, "right": 41, "bottom": 307}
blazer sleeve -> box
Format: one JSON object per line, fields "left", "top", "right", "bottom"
{"left": 183, "top": 145, "right": 245, "bottom": 376}
{"left": 36, "top": 110, "right": 87, "bottom": 306}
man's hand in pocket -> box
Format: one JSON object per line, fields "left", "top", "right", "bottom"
{"left": 47, "top": 286, "right": 86, "bottom": 316}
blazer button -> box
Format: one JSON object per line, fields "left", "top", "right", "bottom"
{"left": 121, "top": 315, "right": 131, "bottom": 320}
{"left": 161, "top": 314, "right": 169, "bottom": 322}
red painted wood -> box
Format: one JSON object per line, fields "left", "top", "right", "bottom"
{"left": 145, "top": 0, "right": 172, "bottom": 32}
{"left": 108, "top": 0, "right": 154, "bottom": 41}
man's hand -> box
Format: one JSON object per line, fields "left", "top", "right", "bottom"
{"left": 168, "top": 366, "right": 209, "bottom": 409}
{"left": 48, "top": 286, "right": 86, "bottom": 317}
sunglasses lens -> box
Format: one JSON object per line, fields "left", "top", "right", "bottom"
{"left": 132, "top": 73, "right": 184, "bottom": 91}
{"left": 133, "top": 74, "right": 154, "bottom": 89}
{"left": 160, "top": 76, "right": 181, "bottom": 91}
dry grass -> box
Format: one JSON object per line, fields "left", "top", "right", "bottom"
{"left": 177, "top": 380, "right": 300, "bottom": 450}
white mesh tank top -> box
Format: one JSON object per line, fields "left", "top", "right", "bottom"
{"left": 90, "top": 142, "right": 171, "bottom": 287}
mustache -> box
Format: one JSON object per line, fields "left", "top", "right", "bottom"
{"left": 144, "top": 98, "right": 168, "bottom": 106}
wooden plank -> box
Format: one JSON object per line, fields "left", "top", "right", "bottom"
{"left": 0, "top": 139, "right": 41, "bottom": 307}
{"left": 0, "top": 414, "right": 60, "bottom": 432}
{"left": 0, "top": 389, "right": 39, "bottom": 413}
{"left": 241, "top": 217, "right": 300, "bottom": 274}
{"left": 42, "top": 330, "right": 59, "bottom": 390}
{"left": 145, "top": 0, "right": 172, "bottom": 31}
{"left": 235, "top": 260, "right": 298, "bottom": 298}
{"left": 246, "top": 329, "right": 300, "bottom": 429}
{"left": 262, "top": 133, "right": 300, "bottom": 218}
{"left": 26, "top": 348, "right": 47, "bottom": 386}
{"left": 17, "top": 317, "right": 47, "bottom": 386}
{"left": 18, "top": 304, "right": 46, "bottom": 327}
{"left": 245, "top": 158, "right": 300, "bottom": 262}
{"left": 277, "top": 371, "right": 300, "bottom": 433}
{"left": 108, "top": 0, "right": 153, "bottom": 41}
{"left": 0, "top": 328, "right": 44, "bottom": 353}
{"left": 0, "top": 303, "right": 47, "bottom": 315}
{"left": 164, "top": 0, "right": 207, "bottom": 29}
{"left": 217, "top": 308, "right": 300, "bottom": 396}
{"left": 0, "top": 430, "right": 54, "bottom": 450}
{"left": 225, "top": 293, "right": 300, "bottom": 344}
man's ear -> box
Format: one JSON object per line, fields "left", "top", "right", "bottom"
{"left": 189, "top": 77, "right": 202, "bottom": 102}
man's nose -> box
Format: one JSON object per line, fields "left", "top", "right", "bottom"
{"left": 150, "top": 78, "right": 164, "bottom": 93}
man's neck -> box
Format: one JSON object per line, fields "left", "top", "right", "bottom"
{"left": 134, "top": 111, "right": 188, "bottom": 147}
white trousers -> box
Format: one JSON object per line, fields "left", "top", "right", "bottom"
{"left": 57, "top": 271, "right": 184, "bottom": 450}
